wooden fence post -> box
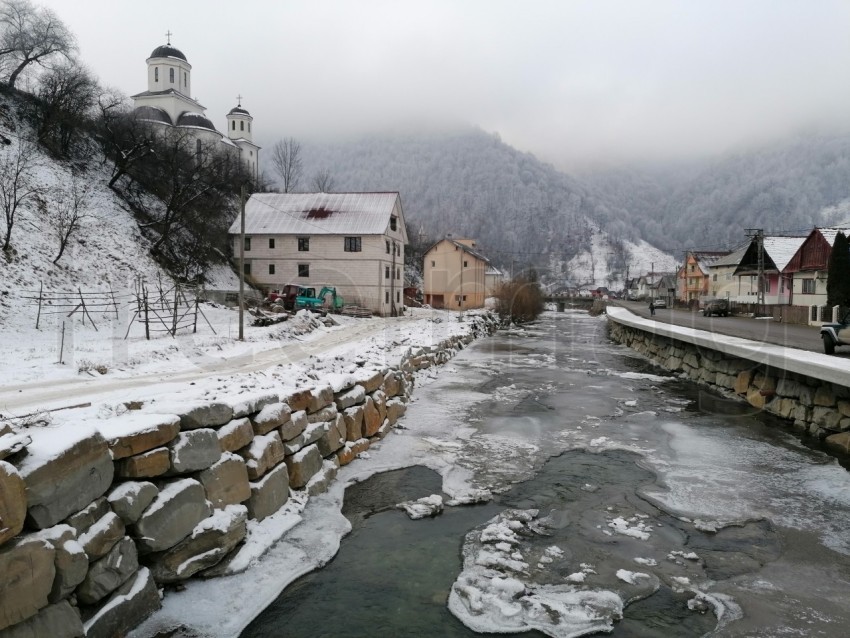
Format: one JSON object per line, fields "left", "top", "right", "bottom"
{"left": 144, "top": 287, "right": 150, "bottom": 340}
{"left": 171, "top": 285, "right": 179, "bottom": 336}
{"left": 35, "top": 280, "right": 43, "bottom": 329}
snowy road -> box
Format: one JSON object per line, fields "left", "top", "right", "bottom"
{"left": 0, "top": 316, "right": 415, "bottom": 416}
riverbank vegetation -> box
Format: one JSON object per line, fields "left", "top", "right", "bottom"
{"left": 494, "top": 276, "right": 544, "bottom": 324}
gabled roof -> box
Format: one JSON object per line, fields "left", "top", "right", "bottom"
{"left": 425, "top": 238, "right": 491, "bottom": 264}
{"left": 710, "top": 243, "right": 749, "bottom": 269}
{"left": 816, "top": 227, "right": 850, "bottom": 247}
{"left": 688, "top": 250, "right": 729, "bottom": 274}
{"left": 762, "top": 236, "right": 808, "bottom": 272}
{"left": 230, "top": 192, "right": 407, "bottom": 240}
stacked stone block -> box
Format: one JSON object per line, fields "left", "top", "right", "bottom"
{"left": 607, "top": 320, "right": 850, "bottom": 448}
{"left": 0, "top": 311, "right": 500, "bottom": 636}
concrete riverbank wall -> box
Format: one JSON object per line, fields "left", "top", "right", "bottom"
{"left": 0, "top": 314, "right": 499, "bottom": 638}
{"left": 606, "top": 308, "right": 850, "bottom": 457}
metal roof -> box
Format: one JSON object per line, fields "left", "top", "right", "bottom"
{"left": 762, "top": 236, "right": 807, "bottom": 272}
{"left": 230, "top": 192, "right": 406, "bottom": 238}
{"left": 816, "top": 227, "right": 850, "bottom": 247}
{"left": 149, "top": 44, "right": 188, "bottom": 62}
{"left": 710, "top": 243, "right": 749, "bottom": 268}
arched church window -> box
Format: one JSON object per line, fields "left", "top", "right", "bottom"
{"left": 154, "top": 67, "right": 159, "bottom": 82}
{"left": 248, "top": 123, "right": 251, "bottom": 132}
{"left": 169, "top": 68, "right": 174, "bottom": 83}
{"left": 183, "top": 72, "right": 187, "bottom": 87}
{"left": 232, "top": 121, "right": 235, "bottom": 131}
{"left": 240, "top": 121, "right": 244, "bottom": 131}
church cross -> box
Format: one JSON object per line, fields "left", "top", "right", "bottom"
{"left": 165, "top": 30, "right": 172, "bottom": 45}
{"left": 236, "top": 94, "right": 243, "bottom": 106}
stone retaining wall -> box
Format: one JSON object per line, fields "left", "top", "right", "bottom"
{"left": 607, "top": 319, "right": 850, "bottom": 456}
{"left": 0, "top": 314, "right": 499, "bottom": 637}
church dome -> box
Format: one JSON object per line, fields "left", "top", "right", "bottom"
{"left": 149, "top": 44, "right": 187, "bottom": 62}
{"left": 229, "top": 105, "right": 250, "bottom": 116}
{"left": 133, "top": 105, "right": 172, "bottom": 125}
{"left": 177, "top": 111, "right": 217, "bottom": 131}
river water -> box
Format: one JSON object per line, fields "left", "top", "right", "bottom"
{"left": 243, "top": 310, "right": 850, "bottom": 637}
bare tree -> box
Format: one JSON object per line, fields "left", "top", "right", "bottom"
{"left": 45, "top": 175, "right": 91, "bottom": 264}
{"left": 0, "top": 0, "right": 76, "bottom": 88}
{"left": 32, "top": 61, "right": 97, "bottom": 156}
{"left": 311, "top": 168, "right": 335, "bottom": 193}
{"left": 95, "top": 87, "right": 155, "bottom": 189}
{"left": 270, "top": 137, "right": 302, "bottom": 193}
{"left": 0, "top": 137, "right": 39, "bottom": 251}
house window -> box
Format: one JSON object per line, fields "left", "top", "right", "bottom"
{"left": 385, "top": 291, "right": 390, "bottom": 303}
{"left": 431, "top": 260, "right": 435, "bottom": 267}
{"left": 244, "top": 237, "right": 251, "bottom": 251}
{"left": 269, "top": 238, "right": 275, "bottom": 249}
{"left": 232, "top": 121, "right": 236, "bottom": 131}
{"left": 385, "top": 266, "right": 390, "bottom": 279}
{"left": 154, "top": 67, "right": 159, "bottom": 82}
{"left": 298, "top": 237, "right": 310, "bottom": 251}
{"left": 386, "top": 240, "right": 390, "bottom": 254}
{"left": 712, "top": 274, "right": 717, "bottom": 281}
{"left": 240, "top": 121, "right": 244, "bottom": 131}
{"left": 169, "top": 68, "right": 174, "bottom": 83}
{"left": 344, "top": 237, "right": 361, "bottom": 252}
{"left": 269, "top": 264, "right": 275, "bottom": 275}
{"left": 243, "top": 263, "right": 251, "bottom": 275}
{"left": 802, "top": 278, "right": 815, "bottom": 294}
{"left": 298, "top": 264, "right": 309, "bottom": 278}
{"left": 397, "top": 291, "right": 400, "bottom": 303}
{"left": 396, "top": 267, "right": 400, "bottom": 280}
{"left": 463, "top": 260, "right": 468, "bottom": 267}
{"left": 764, "top": 279, "right": 771, "bottom": 293}
{"left": 390, "top": 216, "right": 397, "bottom": 231}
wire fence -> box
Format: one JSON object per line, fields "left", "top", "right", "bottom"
{"left": 21, "top": 277, "right": 216, "bottom": 341}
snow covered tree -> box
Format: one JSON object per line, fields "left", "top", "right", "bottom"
{"left": 94, "top": 88, "right": 156, "bottom": 189}
{"left": 311, "top": 168, "right": 335, "bottom": 192}
{"left": 44, "top": 175, "right": 91, "bottom": 264}
{"left": 0, "top": 137, "right": 40, "bottom": 251}
{"left": 0, "top": 0, "right": 76, "bottom": 88}
{"left": 270, "top": 137, "right": 302, "bottom": 193}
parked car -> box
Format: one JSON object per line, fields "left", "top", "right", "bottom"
{"left": 820, "top": 311, "right": 850, "bottom": 354}
{"left": 653, "top": 298, "right": 667, "bottom": 308}
{"left": 702, "top": 299, "right": 729, "bottom": 317}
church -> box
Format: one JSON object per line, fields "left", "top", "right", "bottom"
{"left": 131, "top": 35, "right": 260, "bottom": 182}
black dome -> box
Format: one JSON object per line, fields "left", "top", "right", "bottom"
{"left": 229, "top": 106, "right": 250, "bottom": 116}
{"left": 150, "top": 44, "right": 187, "bottom": 62}
{"left": 177, "top": 111, "right": 217, "bottom": 131}
{"left": 133, "top": 105, "right": 172, "bottom": 125}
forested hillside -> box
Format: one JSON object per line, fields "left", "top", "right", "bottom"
{"left": 582, "top": 134, "right": 850, "bottom": 253}
{"left": 293, "top": 127, "right": 677, "bottom": 286}
{"left": 288, "top": 127, "right": 850, "bottom": 284}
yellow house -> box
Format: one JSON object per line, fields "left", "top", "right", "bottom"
{"left": 423, "top": 238, "right": 490, "bottom": 310}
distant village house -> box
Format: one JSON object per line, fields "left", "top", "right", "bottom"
{"left": 423, "top": 238, "right": 491, "bottom": 310}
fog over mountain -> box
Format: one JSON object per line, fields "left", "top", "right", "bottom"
{"left": 287, "top": 127, "right": 850, "bottom": 281}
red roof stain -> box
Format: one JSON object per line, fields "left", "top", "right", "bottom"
{"left": 305, "top": 207, "right": 336, "bottom": 219}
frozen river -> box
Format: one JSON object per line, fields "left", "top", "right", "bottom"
{"left": 176, "top": 310, "right": 850, "bottom": 637}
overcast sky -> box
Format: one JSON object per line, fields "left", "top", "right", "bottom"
{"left": 35, "top": 0, "right": 850, "bottom": 170}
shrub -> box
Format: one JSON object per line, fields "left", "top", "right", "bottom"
{"left": 494, "top": 277, "right": 545, "bottom": 324}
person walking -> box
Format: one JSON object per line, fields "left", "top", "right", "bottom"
{"left": 649, "top": 300, "right": 655, "bottom": 316}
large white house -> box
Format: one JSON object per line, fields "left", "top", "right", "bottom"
{"left": 229, "top": 192, "right": 408, "bottom": 316}
{"left": 131, "top": 37, "right": 260, "bottom": 181}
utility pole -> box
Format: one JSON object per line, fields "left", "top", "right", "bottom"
{"left": 391, "top": 240, "right": 396, "bottom": 317}
{"left": 459, "top": 246, "right": 464, "bottom": 320}
{"left": 238, "top": 184, "right": 246, "bottom": 341}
